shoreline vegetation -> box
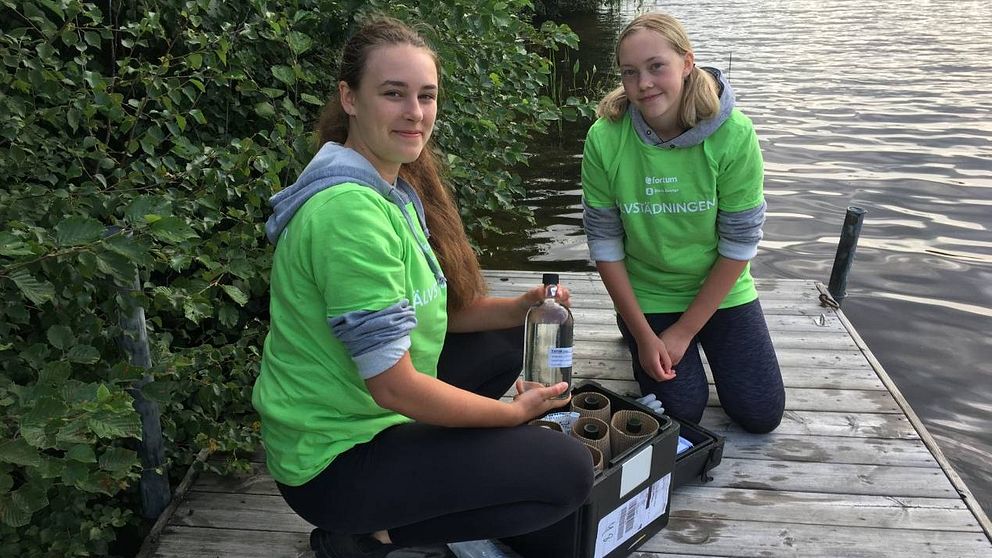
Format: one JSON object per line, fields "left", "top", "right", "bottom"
{"left": 0, "top": 1, "right": 597, "bottom": 556}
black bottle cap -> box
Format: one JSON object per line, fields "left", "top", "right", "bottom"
{"left": 582, "top": 423, "right": 602, "bottom": 439}
{"left": 582, "top": 395, "right": 604, "bottom": 410}
{"left": 626, "top": 417, "right": 643, "bottom": 434}
{"left": 542, "top": 273, "right": 559, "bottom": 286}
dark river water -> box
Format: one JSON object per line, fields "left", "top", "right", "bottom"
{"left": 476, "top": 0, "right": 992, "bottom": 515}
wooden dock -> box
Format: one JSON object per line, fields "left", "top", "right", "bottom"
{"left": 140, "top": 271, "right": 992, "bottom": 558}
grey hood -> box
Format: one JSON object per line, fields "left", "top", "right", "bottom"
{"left": 631, "top": 66, "right": 735, "bottom": 148}
{"left": 265, "top": 141, "right": 445, "bottom": 286}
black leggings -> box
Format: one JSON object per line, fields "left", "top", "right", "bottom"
{"left": 618, "top": 299, "right": 786, "bottom": 434}
{"left": 276, "top": 327, "right": 594, "bottom": 546}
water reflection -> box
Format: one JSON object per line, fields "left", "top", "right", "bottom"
{"left": 476, "top": 0, "right": 992, "bottom": 515}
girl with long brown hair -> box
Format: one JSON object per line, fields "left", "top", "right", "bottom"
{"left": 253, "top": 16, "right": 592, "bottom": 558}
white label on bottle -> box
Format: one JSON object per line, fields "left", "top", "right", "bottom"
{"left": 593, "top": 473, "right": 671, "bottom": 558}
{"left": 546, "top": 346, "right": 573, "bottom": 367}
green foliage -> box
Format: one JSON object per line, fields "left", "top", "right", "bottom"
{"left": 0, "top": 0, "right": 590, "bottom": 555}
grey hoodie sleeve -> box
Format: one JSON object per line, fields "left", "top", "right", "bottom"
{"left": 328, "top": 300, "right": 417, "bottom": 380}
{"left": 717, "top": 201, "right": 766, "bottom": 261}
{"left": 582, "top": 198, "right": 625, "bottom": 262}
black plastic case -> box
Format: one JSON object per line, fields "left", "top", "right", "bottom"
{"left": 670, "top": 415, "right": 725, "bottom": 489}
{"left": 502, "top": 381, "right": 680, "bottom": 558}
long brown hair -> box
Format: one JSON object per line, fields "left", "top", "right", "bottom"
{"left": 315, "top": 16, "right": 485, "bottom": 311}
{"left": 597, "top": 12, "right": 719, "bottom": 129}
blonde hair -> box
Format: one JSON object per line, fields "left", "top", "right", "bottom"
{"left": 316, "top": 16, "right": 486, "bottom": 311}
{"left": 596, "top": 13, "right": 719, "bottom": 129}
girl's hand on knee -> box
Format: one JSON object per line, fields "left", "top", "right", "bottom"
{"left": 660, "top": 325, "right": 693, "bottom": 367}
{"left": 637, "top": 336, "right": 676, "bottom": 382}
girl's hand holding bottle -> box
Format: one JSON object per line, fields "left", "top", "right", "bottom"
{"left": 512, "top": 379, "right": 572, "bottom": 421}
{"left": 518, "top": 282, "right": 571, "bottom": 312}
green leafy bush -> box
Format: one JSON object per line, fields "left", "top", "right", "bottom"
{"left": 0, "top": 0, "right": 589, "bottom": 555}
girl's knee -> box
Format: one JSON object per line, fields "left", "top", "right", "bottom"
{"left": 738, "top": 412, "right": 783, "bottom": 434}
{"left": 544, "top": 436, "right": 595, "bottom": 509}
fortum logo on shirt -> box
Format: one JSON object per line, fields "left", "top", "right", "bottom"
{"left": 621, "top": 199, "right": 717, "bottom": 216}
{"left": 644, "top": 175, "right": 679, "bottom": 196}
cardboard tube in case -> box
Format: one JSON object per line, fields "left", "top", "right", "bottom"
{"left": 572, "top": 416, "right": 611, "bottom": 462}
{"left": 586, "top": 445, "right": 604, "bottom": 474}
{"left": 571, "top": 392, "right": 611, "bottom": 423}
{"left": 609, "top": 409, "right": 659, "bottom": 456}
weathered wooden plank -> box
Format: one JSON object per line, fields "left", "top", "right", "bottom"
{"left": 722, "top": 433, "right": 937, "bottom": 467}
{"left": 739, "top": 387, "right": 899, "bottom": 413}
{"left": 194, "top": 464, "right": 278, "bottom": 495}
{"left": 572, "top": 347, "right": 873, "bottom": 371}
{"left": 566, "top": 307, "right": 842, "bottom": 329}
{"left": 573, "top": 319, "right": 846, "bottom": 338}
{"left": 700, "top": 409, "right": 919, "bottom": 440}
{"left": 178, "top": 482, "right": 979, "bottom": 537}
{"left": 573, "top": 330, "right": 860, "bottom": 352}
{"left": 170, "top": 492, "right": 308, "bottom": 532}
{"left": 643, "top": 517, "right": 992, "bottom": 557}
{"left": 670, "top": 485, "right": 980, "bottom": 532}
{"left": 571, "top": 378, "right": 902, "bottom": 414}
{"left": 710, "top": 458, "right": 959, "bottom": 498}
{"left": 488, "top": 290, "right": 835, "bottom": 315}
{"left": 483, "top": 271, "right": 817, "bottom": 297}
{"left": 567, "top": 344, "right": 884, "bottom": 389}
{"left": 151, "top": 526, "right": 307, "bottom": 558}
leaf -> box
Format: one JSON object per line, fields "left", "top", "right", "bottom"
{"left": 124, "top": 195, "right": 169, "bottom": 224}
{"left": 300, "top": 93, "right": 323, "bottom": 106}
{"left": 98, "top": 447, "right": 138, "bottom": 473}
{"left": 67, "top": 444, "right": 98, "bottom": 464}
{"left": 46, "top": 325, "right": 75, "bottom": 350}
{"left": 67, "top": 108, "right": 80, "bottom": 131}
{"left": 218, "top": 304, "right": 239, "bottom": 328}
{"left": 271, "top": 65, "right": 295, "bottom": 85}
{"left": 149, "top": 216, "right": 197, "bottom": 244}
{"left": 9, "top": 269, "right": 54, "bottom": 305}
{"left": 88, "top": 411, "right": 141, "bottom": 440}
{"left": 61, "top": 460, "right": 88, "bottom": 486}
{"left": 188, "top": 53, "right": 203, "bottom": 69}
{"left": 55, "top": 216, "right": 105, "bottom": 246}
{"left": 0, "top": 494, "right": 31, "bottom": 528}
{"left": 254, "top": 101, "right": 275, "bottom": 118}
{"left": 220, "top": 284, "right": 248, "bottom": 306}
{"left": 66, "top": 345, "right": 100, "bottom": 364}
{"left": 18, "top": 424, "right": 52, "bottom": 449}
{"left": 287, "top": 31, "right": 312, "bottom": 55}
{"left": 96, "top": 250, "right": 137, "bottom": 283}
{"left": 0, "top": 439, "right": 41, "bottom": 467}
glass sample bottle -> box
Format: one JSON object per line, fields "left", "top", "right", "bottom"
{"left": 522, "top": 273, "right": 573, "bottom": 400}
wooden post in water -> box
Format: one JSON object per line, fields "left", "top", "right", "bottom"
{"left": 827, "top": 206, "right": 867, "bottom": 305}
{"left": 118, "top": 271, "right": 171, "bottom": 519}
{"left": 108, "top": 225, "right": 171, "bottom": 519}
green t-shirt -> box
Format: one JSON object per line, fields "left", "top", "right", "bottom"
{"left": 252, "top": 184, "right": 448, "bottom": 486}
{"left": 582, "top": 109, "right": 764, "bottom": 312}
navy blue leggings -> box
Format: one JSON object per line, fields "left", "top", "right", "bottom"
{"left": 617, "top": 299, "right": 785, "bottom": 433}
{"left": 276, "top": 327, "right": 594, "bottom": 546}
